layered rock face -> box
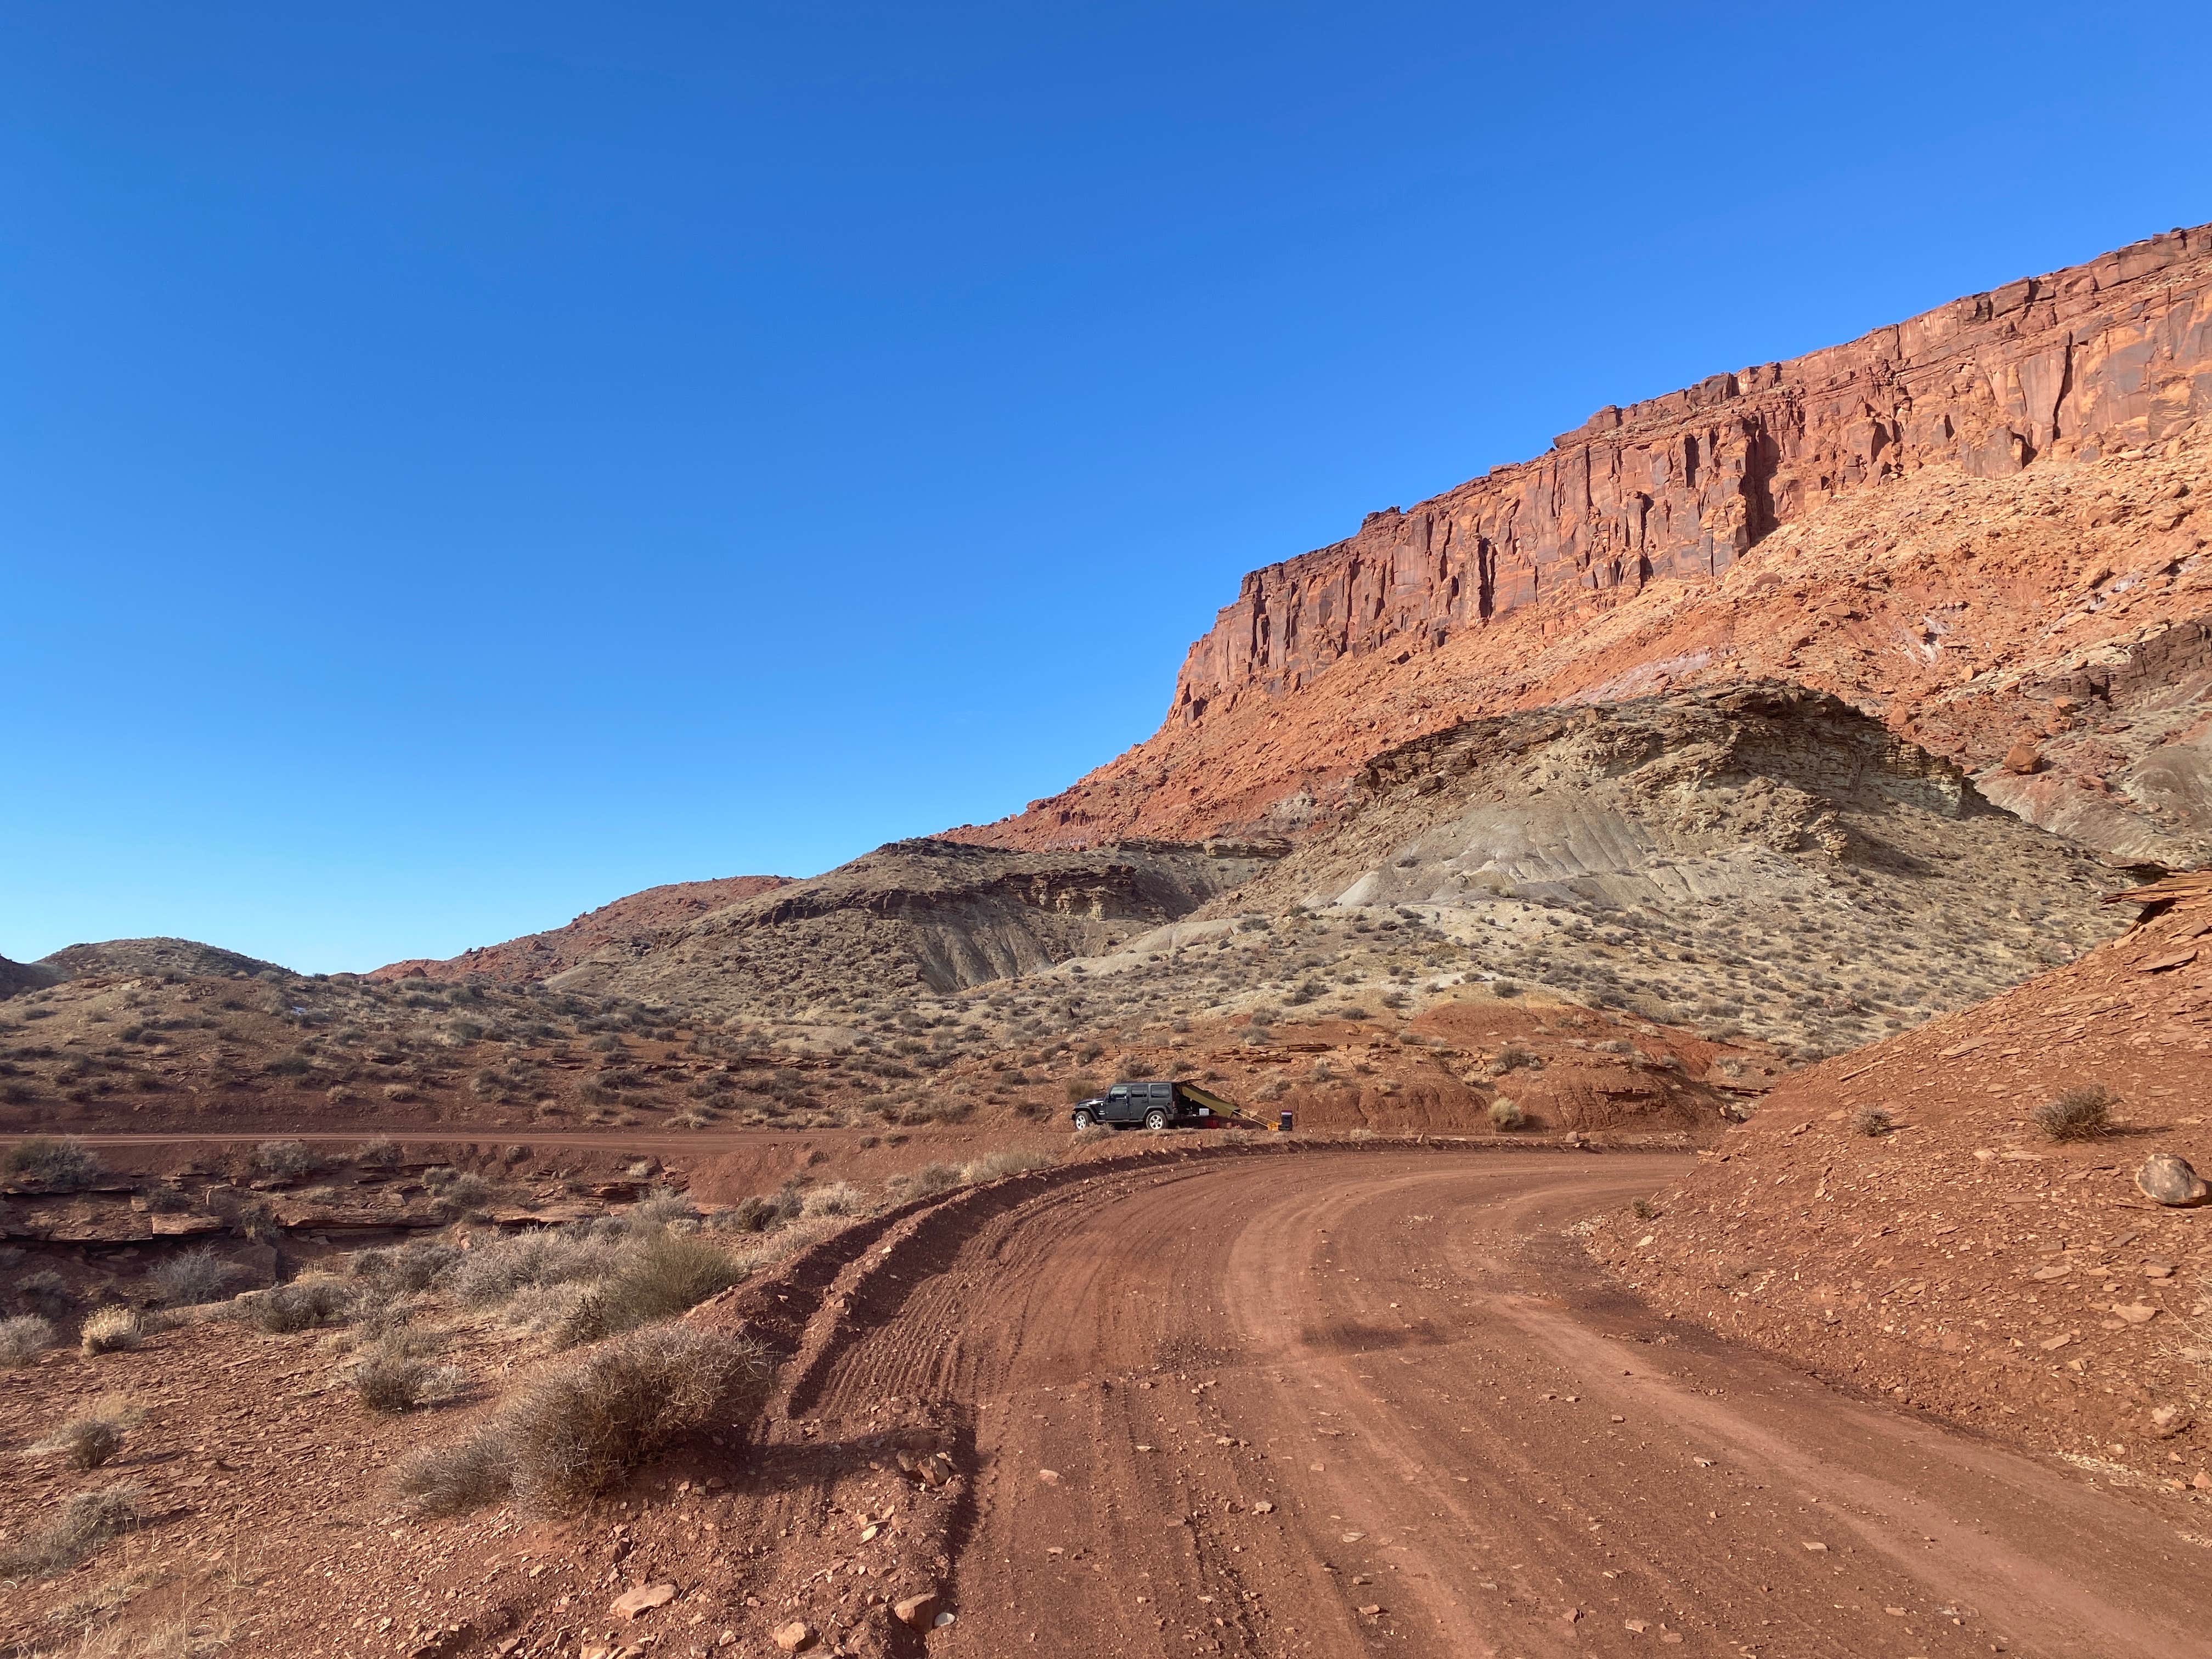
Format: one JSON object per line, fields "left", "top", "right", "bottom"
{"left": 541, "top": 838, "right": 1269, "bottom": 1013}
{"left": 955, "top": 224, "right": 2212, "bottom": 863}
{"left": 1173, "top": 225, "right": 2211, "bottom": 722}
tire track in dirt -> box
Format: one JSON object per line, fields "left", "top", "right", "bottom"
{"left": 787, "top": 1150, "right": 2207, "bottom": 1657}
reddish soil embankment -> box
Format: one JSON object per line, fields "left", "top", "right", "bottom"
{"left": 1587, "top": 874, "right": 2212, "bottom": 1486}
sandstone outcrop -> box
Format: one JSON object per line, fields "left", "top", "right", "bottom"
{"left": 1171, "top": 224, "right": 2211, "bottom": 718}
{"left": 955, "top": 225, "right": 2212, "bottom": 864}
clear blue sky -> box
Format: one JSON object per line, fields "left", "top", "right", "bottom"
{"left": 5, "top": 3, "right": 2207, "bottom": 973}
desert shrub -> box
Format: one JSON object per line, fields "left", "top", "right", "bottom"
{"left": 237, "top": 1279, "right": 352, "bottom": 1334}
{"left": 41, "top": 1398, "right": 141, "bottom": 1470}
{"left": 506, "top": 1324, "right": 772, "bottom": 1508}
{"left": 801, "top": 1180, "right": 867, "bottom": 1218}
{"left": 961, "top": 1149, "right": 1054, "bottom": 1183}
{"left": 1630, "top": 1197, "right": 1658, "bottom": 1222}
{"left": 80, "top": 1306, "right": 143, "bottom": 1355}
{"left": 397, "top": 1325, "right": 774, "bottom": 1515}
{"left": 1488, "top": 1097, "right": 1526, "bottom": 1131}
{"left": 349, "top": 1338, "right": 462, "bottom": 1414}
{"left": 3, "top": 1135, "right": 100, "bottom": 1189}
{"left": 354, "top": 1137, "right": 400, "bottom": 1167}
{"left": 1852, "top": 1107, "right": 1894, "bottom": 1138}
{"left": 252, "top": 1139, "right": 318, "bottom": 1180}
{"left": 149, "top": 1248, "right": 250, "bottom": 1307}
{"left": 1068, "top": 1123, "right": 1113, "bottom": 1147}
{"left": 393, "top": 1429, "right": 512, "bottom": 1516}
{"left": 1346, "top": 1126, "right": 1376, "bottom": 1143}
{"left": 449, "top": 1230, "right": 619, "bottom": 1306}
{"left": 0, "top": 1485, "right": 140, "bottom": 1579}
{"left": 426, "top": 1171, "right": 495, "bottom": 1212}
{"left": 2033, "top": 1085, "right": 2114, "bottom": 1141}
{"left": 558, "top": 1230, "right": 749, "bottom": 1347}
{"left": 1062, "top": 1077, "right": 1101, "bottom": 1103}
{"left": 1488, "top": 1046, "right": 1540, "bottom": 1076}
{"left": 885, "top": 1161, "right": 962, "bottom": 1201}
{"left": 710, "top": 1189, "right": 803, "bottom": 1234}
{"left": 625, "top": 1190, "right": 699, "bottom": 1231}
{"left": 0, "top": 1314, "right": 55, "bottom": 1366}
{"left": 352, "top": 1240, "right": 460, "bottom": 1294}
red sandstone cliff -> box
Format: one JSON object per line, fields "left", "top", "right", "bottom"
{"left": 952, "top": 223, "right": 2212, "bottom": 862}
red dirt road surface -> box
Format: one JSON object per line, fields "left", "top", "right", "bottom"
{"left": 10, "top": 1148, "right": 2204, "bottom": 1658}
{"left": 792, "top": 1150, "right": 2201, "bottom": 1657}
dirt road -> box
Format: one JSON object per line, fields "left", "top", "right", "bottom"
{"left": 795, "top": 1150, "right": 2204, "bottom": 1657}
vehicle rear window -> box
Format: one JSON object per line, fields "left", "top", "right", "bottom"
{"left": 1150, "top": 1082, "right": 1172, "bottom": 1096}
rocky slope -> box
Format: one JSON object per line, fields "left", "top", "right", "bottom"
{"left": 955, "top": 224, "right": 2212, "bottom": 864}
{"left": 1159, "top": 681, "right": 2128, "bottom": 1059}
{"left": 540, "top": 838, "right": 1269, "bottom": 1015}
{"left": 0, "top": 956, "right": 55, "bottom": 1001}
{"left": 369, "top": 874, "right": 794, "bottom": 985}
{"left": 1585, "top": 872, "right": 2212, "bottom": 1488}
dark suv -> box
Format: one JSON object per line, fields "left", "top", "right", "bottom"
{"left": 1071, "top": 1079, "right": 1228, "bottom": 1131}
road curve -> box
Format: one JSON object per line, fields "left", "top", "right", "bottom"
{"left": 799, "top": 1150, "right": 2202, "bottom": 1658}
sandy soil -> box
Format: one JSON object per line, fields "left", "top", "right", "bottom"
{"left": 10, "top": 1146, "right": 2204, "bottom": 1657}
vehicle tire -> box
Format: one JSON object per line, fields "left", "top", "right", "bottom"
{"left": 1072, "top": 1109, "right": 1094, "bottom": 1130}
{"left": 1144, "top": 1108, "right": 1169, "bottom": 1130}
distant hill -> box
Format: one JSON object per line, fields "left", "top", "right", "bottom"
{"left": 38, "top": 936, "right": 291, "bottom": 981}
{"left": 370, "top": 876, "right": 795, "bottom": 984}
{"left": 0, "top": 954, "right": 59, "bottom": 1000}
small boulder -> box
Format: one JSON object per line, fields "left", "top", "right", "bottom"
{"left": 892, "top": 1593, "right": 939, "bottom": 1627}
{"left": 770, "top": 1622, "right": 815, "bottom": 1654}
{"left": 610, "top": 1583, "right": 676, "bottom": 1620}
{"left": 2004, "top": 738, "right": 2044, "bottom": 775}
{"left": 2136, "top": 1154, "right": 2209, "bottom": 1207}
{"left": 2149, "top": 1406, "right": 2193, "bottom": 1440}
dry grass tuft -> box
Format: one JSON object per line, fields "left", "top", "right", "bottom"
{"left": 80, "top": 1307, "right": 143, "bottom": 1356}
{"left": 0, "top": 1486, "right": 141, "bottom": 1580}
{"left": 36, "top": 1397, "right": 145, "bottom": 1470}
{"left": 2033, "top": 1084, "right": 2115, "bottom": 1141}
{"left": 1852, "top": 1106, "right": 1895, "bottom": 1138}
{"left": 1488, "top": 1097, "right": 1526, "bottom": 1131}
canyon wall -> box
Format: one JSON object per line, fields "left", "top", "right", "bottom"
{"left": 1171, "top": 224, "right": 2212, "bottom": 725}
